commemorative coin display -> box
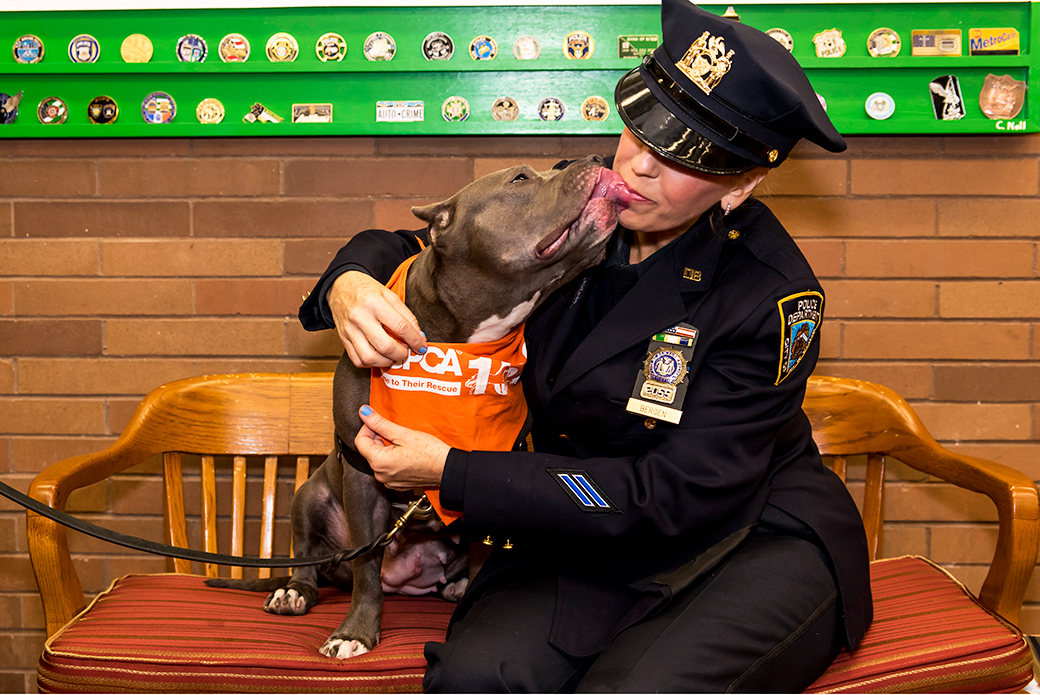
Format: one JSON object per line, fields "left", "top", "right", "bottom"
{"left": 442, "top": 96, "right": 470, "bottom": 122}
{"left": 120, "top": 33, "right": 153, "bottom": 62}
{"left": 266, "top": 32, "right": 299, "bottom": 62}
{"left": 142, "top": 91, "right": 176, "bottom": 124}
{"left": 176, "top": 34, "right": 207, "bottom": 62}
{"left": 564, "top": 30, "right": 594, "bottom": 59}
{"left": 69, "top": 34, "right": 100, "bottom": 63}
{"left": 538, "top": 97, "right": 565, "bottom": 121}
{"left": 37, "top": 96, "right": 68, "bottom": 124}
{"left": 315, "top": 32, "right": 347, "bottom": 62}
{"left": 87, "top": 95, "right": 118, "bottom": 124}
{"left": 469, "top": 35, "right": 497, "bottom": 60}
{"left": 492, "top": 96, "right": 520, "bottom": 121}
{"left": 865, "top": 92, "right": 895, "bottom": 120}
{"left": 196, "top": 97, "right": 225, "bottom": 124}
{"left": 13, "top": 35, "right": 44, "bottom": 64}
{"left": 581, "top": 96, "right": 610, "bottom": 121}
{"left": 363, "top": 32, "right": 395, "bottom": 61}
{"left": 513, "top": 36, "right": 540, "bottom": 60}
{"left": 0, "top": 92, "right": 22, "bottom": 124}
{"left": 422, "top": 32, "right": 454, "bottom": 60}
{"left": 218, "top": 33, "right": 250, "bottom": 62}
{"left": 766, "top": 28, "right": 794, "bottom": 52}
{"left": 867, "top": 28, "right": 901, "bottom": 57}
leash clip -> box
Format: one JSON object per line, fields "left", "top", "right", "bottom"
{"left": 381, "top": 494, "right": 434, "bottom": 546}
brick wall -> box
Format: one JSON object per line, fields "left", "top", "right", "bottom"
{"left": 1, "top": 132, "right": 1038, "bottom": 691}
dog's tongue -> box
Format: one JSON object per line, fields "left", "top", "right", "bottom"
{"left": 591, "top": 167, "right": 632, "bottom": 210}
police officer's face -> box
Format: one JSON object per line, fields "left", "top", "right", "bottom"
{"left": 612, "top": 127, "right": 745, "bottom": 236}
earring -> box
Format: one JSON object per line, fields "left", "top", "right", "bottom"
{"left": 723, "top": 202, "right": 732, "bottom": 217}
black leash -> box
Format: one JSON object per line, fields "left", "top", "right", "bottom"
{"left": 1, "top": 479, "right": 432, "bottom": 572}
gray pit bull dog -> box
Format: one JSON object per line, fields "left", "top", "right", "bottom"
{"left": 206, "top": 156, "right": 631, "bottom": 659}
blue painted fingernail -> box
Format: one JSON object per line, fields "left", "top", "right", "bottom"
{"left": 360, "top": 405, "right": 373, "bottom": 417}
{"left": 418, "top": 346, "right": 427, "bottom": 354}
{"left": 420, "top": 331, "right": 427, "bottom": 338}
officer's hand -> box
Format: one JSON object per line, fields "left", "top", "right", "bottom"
{"left": 328, "top": 271, "right": 427, "bottom": 368}
{"left": 355, "top": 405, "right": 449, "bottom": 490}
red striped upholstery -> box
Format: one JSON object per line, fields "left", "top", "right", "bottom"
{"left": 807, "top": 556, "right": 1033, "bottom": 693}
{"left": 38, "top": 574, "right": 453, "bottom": 693}
{"left": 38, "top": 557, "right": 1034, "bottom": 693}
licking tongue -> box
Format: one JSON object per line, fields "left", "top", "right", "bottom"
{"left": 591, "top": 167, "right": 633, "bottom": 210}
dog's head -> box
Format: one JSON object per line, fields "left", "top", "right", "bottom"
{"left": 412, "top": 156, "right": 630, "bottom": 342}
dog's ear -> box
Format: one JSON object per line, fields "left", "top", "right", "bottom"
{"left": 411, "top": 201, "right": 453, "bottom": 244}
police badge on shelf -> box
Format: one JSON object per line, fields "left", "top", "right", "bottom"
{"left": 776, "top": 291, "right": 823, "bottom": 385}
{"left": 626, "top": 324, "right": 698, "bottom": 425}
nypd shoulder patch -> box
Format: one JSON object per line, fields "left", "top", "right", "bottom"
{"left": 775, "top": 290, "right": 823, "bottom": 385}
{"left": 548, "top": 468, "right": 621, "bottom": 514}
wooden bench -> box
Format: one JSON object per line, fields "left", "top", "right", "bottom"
{"left": 27, "top": 373, "right": 1039, "bottom": 693}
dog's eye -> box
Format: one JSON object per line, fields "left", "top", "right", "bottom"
{"left": 510, "top": 173, "right": 528, "bottom": 183}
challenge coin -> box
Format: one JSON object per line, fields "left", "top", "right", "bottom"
{"left": 68, "top": 34, "right": 100, "bottom": 63}
{"left": 142, "top": 91, "right": 176, "bottom": 124}
{"left": 37, "top": 96, "right": 68, "bottom": 124}
{"left": 513, "top": 36, "right": 540, "bottom": 60}
{"left": 865, "top": 92, "right": 895, "bottom": 120}
{"left": 564, "top": 30, "right": 594, "bottom": 59}
{"left": 442, "top": 96, "right": 470, "bottom": 122}
{"left": 176, "top": 34, "right": 207, "bottom": 62}
{"left": 266, "top": 32, "right": 299, "bottom": 62}
{"left": 979, "top": 73, "right": 1026, "bottom": 120}
{"left": 120, "top": 34, "right": 153, "bottom": 63}
{"left": 363, "top": 32, "right": 396, "bottom": 61}
{"left": 422, "top": 31, "right": 454, "bottom": 60}
{"left": 315, "top": 32, "right": 346, "bottom": 62}
{"left": 491, "top": 96, "right": 519, "bottom": 121}
{"left": 292, "top": 103, "right": 333, "bottom": 123}
{"left": 13, "top": 35, "right": 44, "bottom": 64}
{"left": 87, "top": 95, "right": 118, "bottom": 124}
{"left": 929, "top": 75, "right": 965, "bottom": 121}
{"left": 766, "top": 28, "right": 793, "bottom": 52}
{"left": 218, "top": 33, "right": 250, "bottom": 62}
{"left": 469, "top": 35, "right": 497, "bottom": 60}
{"left": 0, "top": 92, "right": 22, "bottom": 124}
{"left": 581, "top": 96, "right": 609, "bottom": 121}
{"left": 538, "top": 97, "right": 564, "bottom": 121}
{"left": 813, "top": 28, "right": 845, "bottom": 58}
{"left": 196, "top": 97, "right": 225, "bottom": 124}
{"left": 867, "top": 28, "right": 901, "bottom": 58}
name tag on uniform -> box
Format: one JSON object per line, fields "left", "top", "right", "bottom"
{"left": 625, "top": 323, "right": 698, "bottom": 425}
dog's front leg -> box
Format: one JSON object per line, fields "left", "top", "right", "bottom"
{"left": 319, "top": 454, "right": 391, "bottom": 659}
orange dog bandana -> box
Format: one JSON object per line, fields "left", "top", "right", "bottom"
{"left": 369, "top": 255, "right": 529, "bottom": 525}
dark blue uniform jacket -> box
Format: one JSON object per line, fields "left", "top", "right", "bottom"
{"left": 300, "top": 188, "right": 873, "bottom": 659}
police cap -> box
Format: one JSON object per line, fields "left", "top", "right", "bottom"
{"left": 615, "top": 0, "right": 846, "bottom": 175}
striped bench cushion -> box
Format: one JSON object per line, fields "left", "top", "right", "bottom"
{"left": 38, "top": 574, "right": 454, "bottom": 693}
{"left": 807, "top": 556, "right": 1033, "bottom": 693}
{"left": 38, "top": 556, "right": 1034, "bottom": 693}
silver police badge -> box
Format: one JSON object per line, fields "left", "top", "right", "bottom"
{"left": 776, "top": 291, "right": 823, "bottom": 385}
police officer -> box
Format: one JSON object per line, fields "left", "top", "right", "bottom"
{"left": 300, "top": 0, "right": 872, "bottom": 690}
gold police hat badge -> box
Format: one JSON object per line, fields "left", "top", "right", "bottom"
{"left": 675, "top": 31, "right": 734, "bottom": 95}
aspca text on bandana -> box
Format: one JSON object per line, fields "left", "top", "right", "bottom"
{"left": 380, "top": 345, "right": 523, "bottom": 396}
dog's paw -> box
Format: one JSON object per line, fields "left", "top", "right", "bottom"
{"left": 320, "top": 638, "right": 371, "bottom": 659}
{"left": 441, "top": 577, "right": 469, "bottom": 602}
{"left": 264, "top": 588, "right": 308, "bottom": 615}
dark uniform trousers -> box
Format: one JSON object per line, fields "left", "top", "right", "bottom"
{"left": 424, "top": 506, "right": 845, "bottom": 694}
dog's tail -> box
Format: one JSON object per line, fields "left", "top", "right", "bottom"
{"left": 204, "top": 576, "right": 292, "bottom": 592}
